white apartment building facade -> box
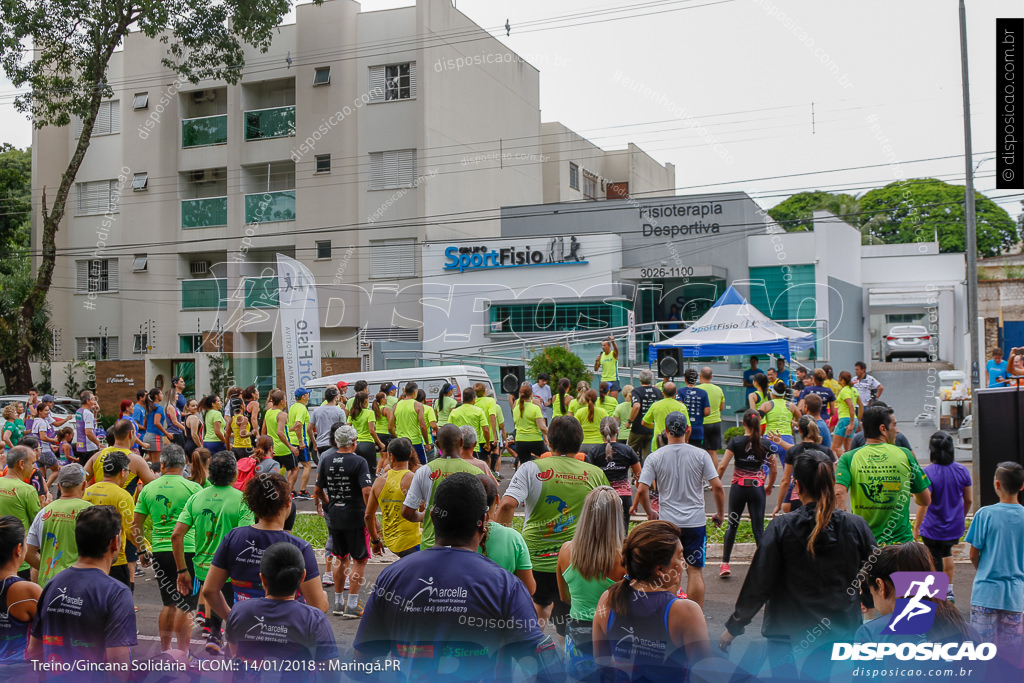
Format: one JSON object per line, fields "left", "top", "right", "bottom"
{"left": 31, "top": 0, "right": 675, "bottom": 393}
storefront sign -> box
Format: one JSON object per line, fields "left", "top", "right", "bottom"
{"left": 444, "top": 237, "right": 588, "bottom": 272}
{"left": 640, "top": 202, "right": 725, "bottom": 238}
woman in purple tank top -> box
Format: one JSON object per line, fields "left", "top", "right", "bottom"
{"left": 0, "top": 516, "right": 40, "bottom": 672}
{"left": 593, "top": 520, "right": 712, "bottom": 682}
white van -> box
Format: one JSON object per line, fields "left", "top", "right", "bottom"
{"left": 305, "top": 365, "right": 495, "bottom": 409}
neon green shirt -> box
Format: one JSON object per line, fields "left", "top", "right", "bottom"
{"left": 448, "top": 403, "right": 488, "bottom": 445}
{"left": 642, "top": 398, "right": 691, "bottom": 449}
{"left": 599, "top": 351, "right": 618, "bottom": 382}
{"left": 393, "top": 399, "right": 425, "bottom": 444}
{"left": 349, "top": 408, "right": 377, "bottom": 443}
{"left": 34, "top": 497, "right": 92, "bottom": 585}
{"left": 177, "top": 486, "right": 254, "bottom": 581}
{"left": 435, "top": 395, "right": 456, "bottom": 426}
{"left": 575, "top": 406, "right": 609, "bottom": 444}
{"left": 287, "top": 402, "right": 311, "bottom": 449}
{"left": 613, "top": 400, "right": 632, "bottom": 441}
{"left": 203, "top": 409, "right": 225, "bottom": 444}
{"left": 699, "top": 382, "right": 725, "bottom": 424}
{"left": 836, "top": 444, "right": 930, "bottom": 544}
{"left": 836, "top": 385, "right": 858, "bottom": 419}
{"left": 512, "top": 400, "right": 544, "bottom": 441}
{"left": 135, "top": 474, "right": 203, "bottom": 553}
{"left": 599, "top": 396, "right": 618, "bottom": 415}
{"left": 264, "top": 408, "right": 291, "bottom": 456}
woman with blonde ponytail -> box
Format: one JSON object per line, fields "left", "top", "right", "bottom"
{"left": 587, "top": 417, "right": 640, "bottom": 529}
{"left": 510, "top": 382, "right": 547, "bottom": 466}
{"left": 719, "top": 449, "right": 876, "bottom": 676}
{"left": 593, "top": 521, "right": 712, "bottom": 681}
{"left": 574, "top": 389, "right": 607, "bottom": 452}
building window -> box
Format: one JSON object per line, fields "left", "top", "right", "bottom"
{"left": 489, "top": 301, "right": 631, "bottom": 334}
{"left": 316, "top": 240, "right": 332, "bottom": 260}
{"left": 369, "top": 63, "right": 416, "bottom": 102}
{"left": 369, "top": 149, "right": 416, "bottom": 190}
{"left": 75, "top": 100, "right": 120, "bottom": 137}
{"left": 315, "top": 154, "right": 331, "bottom": 174}
{"left": 749, "top": 265, "right": 817, "bottom": 322}
{"left": 133, "top": 334, "right": 149, "bottom": 354}
{"left": 569, "top": 163, "right": 579, "bottom": 190}
{"left": 313, "top": 67, "right": 331, "bottom": 86}
{"left": 75, "top": 336, "right": 119, "bottom": 360}
{"left": 76, "top": 179, "right": 119, "bottom": 215}
{"left": 131, "top": 172, "right": 148, "bottom": 191}
{"left": 179, "top": 334, "right": 203, "bottom": 354}
{"left": 370, "top": 238, "right": 417, "bottom": 279}
{"left": 131, "top": 255, "right": 148, "bottom": 272}
{"left": 582, "top": 171, "right": 598, "bottom": 199}
{"left": 132, "top": 93, "right": 149, "bottom": 110}
{"left": 75, "top": 259, "right": 119, "bottom": 293}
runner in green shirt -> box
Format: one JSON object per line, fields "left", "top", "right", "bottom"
{"left": 289, "top": 388, "right": 315, "bottom": 500}
{"left": 133, "top": 444, "right": 203, "bottom": 652}
{"left": 172, "top": 452, "right": 254, "bottom": 652}
{"left": 593, "top": 336, "right": 621, "bottom": 399}
{"left": 389, "top": 383, "right": 430, "bottom": 464}
{"left": 26, "top": 464, "right": 91, "bottom": 586}
{"left": 835, "top": 405, "right": 931, "bottom": 545}
{"left": 262, "top": 389, "right": 297, "bottom": 489}
{"left": 448, "top": 389, "right": 491, "bottom": 453}
{"left": 476, "top": 473, "right": 535, "bottom": 594}
{"left": 0, "top": 445, "right": 44, "bottom": 574}
{"left": 698, "top": 367, "right": 726, "bottom": 457}
{"left": 641, "top": 381, "right": 691, "bottom": 451}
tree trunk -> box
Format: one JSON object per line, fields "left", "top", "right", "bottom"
{"left": 0, "top": 352, "right": 33, "bottom": 394}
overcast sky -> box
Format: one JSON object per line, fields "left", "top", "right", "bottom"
{"left": 1, "top": 0, "right": 1020, "bottom": 214}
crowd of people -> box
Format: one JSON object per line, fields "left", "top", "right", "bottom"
{"left": 0, "top": 342, "right": 1020, "bottom": 682}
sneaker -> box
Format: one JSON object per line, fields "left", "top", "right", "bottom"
{"left": 322, "top": 574, "right": 335, "bottom": 587}
{"left": 333, "top": 604, "right": 345, "bottom": 616}
{"left": 720, "top": 563, "right": 731, "bottom": 578}
{"left": 294, "top": 491, "right": 311, "bottom": 500}
{"left": 135, "top": 566, "right": 145, "bottom": 577}
{"left": 205, "top": 635, "right": 223, "bottom": 656}
{"left": 493, "top": 471, "right": 502, "bottom": 481}
{"left": 343, "top": 604, "right": 364, "bottom": 619}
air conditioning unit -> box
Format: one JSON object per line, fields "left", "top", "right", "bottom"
{"left": 190, "top": 260, "right": 210, "bottom": 275}
{"left": 191, "top": 90, "right": 216, "bottom": 103}
{"left": 189, "top": 169, "right": 218, "bottom": 184}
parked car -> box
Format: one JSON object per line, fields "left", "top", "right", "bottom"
{"left": 306, "top": 365, "right": 494, "bottom": 409}
{"left": 883, "top": 325, "right": 932, "bottom": 362}
{"left": 0, "top": 394, "right": 81, "bottom": 417}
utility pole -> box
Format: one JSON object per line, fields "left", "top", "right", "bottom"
{"left": 959, "top": 0, "right": 981, "bottom": 498}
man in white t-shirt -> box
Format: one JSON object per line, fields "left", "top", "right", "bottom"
{"left": 74, "top": 391, "right": 102, "bottom": 462}
{"left": 531, "top": 373, "right": 553, "bottom": 421}
{"left": 853, "top": 361, "right": 884, "bottom": 405}
{"left": 631, "top": 411, "right": 724, "bottom": 609}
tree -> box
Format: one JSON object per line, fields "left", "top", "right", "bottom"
{"left": 0, "top": 144, "right": 31, "bottom": 252}
{"left": 0, "top": 0, "right": 313, "bottom": 392}
{"left": 527, "top": 346, "right": 590, "bottom": 390}
{"left": 208, "top": 353, "right": 233, "bottom": 399}
{"left": 766, "top": 191, "right": 859, "bottom": 232}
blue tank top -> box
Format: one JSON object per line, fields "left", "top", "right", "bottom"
{"left": 606, "top": 587, "right": 690, "bottom": 683}
{"left": 0, "top": 576, "right": 31, "bottom": 664}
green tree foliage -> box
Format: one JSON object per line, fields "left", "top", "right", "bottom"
{"left": 766, "top": 191, "right": 859, "bottom": 232}
{"left": 527, "top": 346, "right": 590, "bottom": 389}
{"left": 0, "top": 0, "right": 317, "bottom": 392}
{"left": 0, "top": 144, "right": 30, "bottom": 253}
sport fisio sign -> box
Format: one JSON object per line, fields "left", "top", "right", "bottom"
{"left": 443, "top": 237, "right": 587, "bottom": 273}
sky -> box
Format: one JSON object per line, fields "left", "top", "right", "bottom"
{"left": 1, "top": 0, "right": 1020, "bottom": 215}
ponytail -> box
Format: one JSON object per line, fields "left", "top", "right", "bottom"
{"left": 253, "top": 435, "right": 274, "bottom": 460}
{"left": 437, "top": 384, "right": 451, "bottom": 414}
{"left": 145, "top": 388, "right": 161, "bottom": 417}
{"left": 792, "top": 450, "right": 836, "bottom": 557}
{"left": 600, "top": 417, "right": 618, "bottom": 463}
{"left": 585, "top": 389, "right": 597, "bottom": 421}
{"left": 606, "top": 521, "right": 679, "bottom": 618}
{"left": 742, "top": 410, "right": 766, "bottom": 461}
{"left": 351, "top": 391, "right": 368, "bottom": 420}
{"left": 519, "top": 384, "right": 532, "bottom": 418}
{"left": 557, "top": 378, "right": 570, "bottom": 414}
{"left": 373, "top": 392, "right": 386, "bottom": 421}
{"left": 798, "top": 415, "right": 822, "bottom": 444}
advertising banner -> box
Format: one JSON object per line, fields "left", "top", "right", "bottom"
{"left": 276, "top": 253, "right": 321, "bottom": 399}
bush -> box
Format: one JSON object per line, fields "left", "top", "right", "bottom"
{"left": 527, "top": 346, "right": 590, "bottom": 389}
{"left": 723, "top": 426, "right": 744, "bottom": 442}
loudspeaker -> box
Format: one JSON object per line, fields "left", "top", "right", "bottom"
{"left": 976, "top": 386, "right": 1024, "bottom": 507}
{"left": 500, "top": 365, "right": 526, "bottom": 394}
{"left": 656, "top": 348, "right": 681, "bottom": 379}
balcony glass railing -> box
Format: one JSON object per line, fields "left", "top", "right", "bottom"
{"left": 244, "top": 190, "right": 295, "bottom": 223}
{"left": 181, "top": 196, "right": 228, "bottom": 229}
{"left": 244, "top": 276, "right": 279, "bottom": 308}
{"left": 181, "top": 279, "right": 227, "bottom": 310}
{"left": 244, "top": 105, "right": 295, "bottom": 141}
{"left": 181, "top": 115, "right": 228, "bottom": 147}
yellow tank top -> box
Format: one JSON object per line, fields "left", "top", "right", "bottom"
{"left": 231, "top": 415, "right": 250, "bottom": 448}
{"left": 379, "top": 469, "right": 421, "bottom": 553}
{"left": 764, "top": 399, "right": 793, "bottom": 436}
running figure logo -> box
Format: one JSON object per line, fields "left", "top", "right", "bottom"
{"left": 885, "top": 572, "right": 950, "bottom": 635}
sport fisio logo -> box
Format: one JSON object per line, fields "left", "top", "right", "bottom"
{"left": 832, "top": 572, "right": 996, "bottom": 662}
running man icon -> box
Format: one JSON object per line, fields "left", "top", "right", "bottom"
{"left": 885, "top": 572, "right": 950, "bottom": 635}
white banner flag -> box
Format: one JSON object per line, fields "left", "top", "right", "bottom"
{"left": 627, "top": 310, "right": 637, "bottom": 364}
{"left": 276, "top": 254, "right": 322, "bottom": 399}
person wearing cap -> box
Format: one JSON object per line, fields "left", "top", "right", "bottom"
{"left": 632, "top": 411, "right": 725, "bottom": 609}
{"left": 757, "top": 380, "right": 801, "bottom": 448}
{"left": 26, "top": 463, "right": 93, "bottom": 587}
{"left": 380, "top": 383, "right": 399, "bottom": 409}
{"left": 0, "top": 445, "right": 46, "bottom": 579}
{"left": 324, "top": 380, "right": 349, "bottom": 407}
{"left": 38, "top": 394, "right": 71, "bottom": 428}
{"left": 83, "top": 450, "right": 137, "bottom": 589}
{"left": 132, "top": 443, "right": 203, "bottom": 652}
{"left": 640, "top": 381, "right": 690, "bottom": 453}
{"left": 290, "top": 388, "right": 316, "bottom": 500}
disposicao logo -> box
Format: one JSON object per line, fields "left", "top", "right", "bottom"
{"left": 886, "top": 572, "right": 947, "bottom": 635}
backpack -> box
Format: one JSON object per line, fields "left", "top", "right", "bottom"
{"left": 234, "top": 456, "right": 258, "bottom": 491}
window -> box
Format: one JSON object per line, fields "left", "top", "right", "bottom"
{"left": 133, "top": 334, "right": 149, "bottom": 354}
{"left": 749, "top": 265, "right": 817, "bottom": 322}
{"left": 179, "top": 334, "right": 203, "bottom": 353}
{"left": 315, "top": 154, "right": 331, "bottom": 174}
{"left": 569, "top": 163, "right": 579, "bottom": 190}
{"left": 75, "top": 100, "right": 120, "bottom": 137}
{"left": 369, "top": 63, "right": 416, "bottom": 102}
{"left": 76, "top": 179, "right": 119, "bottom": 215}
{"left": 133, "top": 93, "right": 149, "bottom": 110}
{"left": 582, "top": 171, "right": 598, "bottom": 199}
{"left": 886, "top": 313, "right": 921, "bottom": 324}
{"left": 369, "top": 149, "right": 416, "bottom": 190}
{"left": 370, "top": 238, "right": 417, "bottom": 279}
{"left": 132, "top": 255, "right": 148, "bottom": 272}
{"left": 489, "top": 301, "right": 631, "bottom": 334}
{"left": 313, "top": 67, "right": 331, "bottom": 86}
{"left": 75, "top": 337, "right": 119, "bottom": 360}
{"left": 75, "top": 259, "right": 119, "bottom": 293}
{"left": 316, "top": 240, "right": 332, "bottom": 259}
{"left": 131, "top": 172, "right": 148, "bottom": 191}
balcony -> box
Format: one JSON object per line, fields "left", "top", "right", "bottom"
{"left": 181, "top": 196, "right": 228, "bottom": 229}
{"left": 182, "top": 115, "right": 228, "bottom": 148}
{"left": 244, "top": 276, "right": 279, "bottom": 308}
{"left": 181, "top": 279, "right": 227, "bottom": 310}
{"left": 244, "top": 190, "right": 295, "bottom": 223}
{"left": 244, "top": 106, "right": 295, "bottom": 141}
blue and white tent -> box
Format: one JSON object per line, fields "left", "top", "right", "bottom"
{"left": 650, "top": 286, "right": 815, "bottom": 361}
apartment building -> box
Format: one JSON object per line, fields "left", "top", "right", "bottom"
{"left": 31, "top": 0, "right": 675, "bottom": 393}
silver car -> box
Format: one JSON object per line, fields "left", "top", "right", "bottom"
{"left": 884, "top": 325, "right": 932, "bottom": 362}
